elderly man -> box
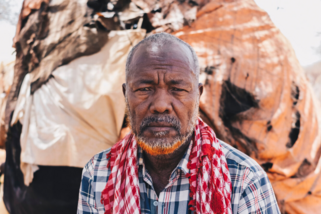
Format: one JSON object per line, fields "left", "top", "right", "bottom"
{"left": 77, "top": 33, "right": 280, "bottom": 214}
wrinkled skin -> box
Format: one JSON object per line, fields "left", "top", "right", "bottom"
{"left": 122, "top": 41, "right": 203, "bottom": 195}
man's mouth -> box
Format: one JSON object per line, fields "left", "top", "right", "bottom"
{"left": 138, "top": 115, "right": 182, "bottom": 137}
{"left": 141, "top": 122, "right": 177, "bottom": 134}
{"left": 146, "top": 126, "right": 174, "bottom": 132}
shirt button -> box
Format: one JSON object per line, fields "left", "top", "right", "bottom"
{"left": 153, "top": 201, "right": 158, "bottom": 207}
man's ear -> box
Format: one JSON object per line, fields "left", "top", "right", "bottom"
{"left": 198, "top": 83, "right": 203, "bottom": 97}
{"left": 122, "top": 83, "right": 126, "bottom": 97}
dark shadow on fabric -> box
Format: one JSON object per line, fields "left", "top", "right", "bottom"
{"left": 261, "top": 162, "right": 273, "bottom": 171}
{"left": 286, "top": 111, "right": 300, "bottom": 149}
{"left": 219, "top": 80, "right": 259, "bottom": 155}
{"left": 267, "top": 121, "right": 272, "bottom": 132}
{"left": 3, "top": 113, "right": 83, "bottom": 214}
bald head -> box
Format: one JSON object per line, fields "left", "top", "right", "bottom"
{"left": 125, "top": 33, "right": 200, "bottom": 81}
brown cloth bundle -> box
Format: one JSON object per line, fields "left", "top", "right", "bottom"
{"left": 173, "top": 0, "right": 321, "bottom": 213}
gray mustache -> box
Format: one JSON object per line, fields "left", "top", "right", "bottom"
{"left": 139, "top": 115, "right": 181, "bottom": 134}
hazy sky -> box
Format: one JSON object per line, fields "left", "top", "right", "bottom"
{"left": 255, "top": 0, "right": 321, "bottom": 66}
{"left": 0, "top": 0, "right": 23, "bottom": 62}
{"left": 0, "top": 0, "right": 320, "bottom": 66}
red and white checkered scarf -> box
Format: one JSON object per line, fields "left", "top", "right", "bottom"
{"left": 101, "top": 118, "right": 232, "bottom": 214}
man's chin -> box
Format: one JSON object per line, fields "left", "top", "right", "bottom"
{"left": 137, "top": 140, "right": 184, "bottom": 156}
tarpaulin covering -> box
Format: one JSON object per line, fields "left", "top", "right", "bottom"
{"left": 132, "top": 0, "right": 198, "bottom": 32}
{"left": 13, "top": 0, "right": 50, "bottom": 47}
{"left": 7, "top": 0, "right": 109, "bottom": 124}
{"left": 4, "top": 0, "right": 145, "bottom": 212}
{"left": 173, "top": 0, "right": 321, "bottom": 213}
{"left": 11, "top": 29, "right": 146, "bottom": 185}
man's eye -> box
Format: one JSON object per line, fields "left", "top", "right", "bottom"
{"left": 172, "top": 87, "right": 184, "bottom": 91}
{"left": 138, "top": 87, "right": 151, "bottom": 91}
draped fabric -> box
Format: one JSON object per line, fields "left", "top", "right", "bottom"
{"left": 11, "top": 29, "right": 146, "bottom": 185}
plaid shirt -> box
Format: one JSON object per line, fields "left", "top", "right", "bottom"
{"left": 77, "top": 140, "right": 280, "bottom": 214}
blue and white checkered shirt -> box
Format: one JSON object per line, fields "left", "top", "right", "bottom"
{"left": 77, "top": 140, "right": 280, "bottom": 214}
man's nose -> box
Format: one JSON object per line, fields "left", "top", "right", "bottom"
{"left": 150, "top": 89, "right": 173, "bottom": 114}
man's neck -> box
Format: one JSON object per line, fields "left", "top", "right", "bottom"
{"left": 143, "top": 137, "right": 191, "bottom": 196}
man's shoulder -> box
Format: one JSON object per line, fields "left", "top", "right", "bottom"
{"left": 218, "top": 139, "right": 266, "bottom": 178}
{"left": 83, "top": 148, "right": 111, "bottom": 175}
{"left": 92, "top": 148, "right": 111, "bottom": 162}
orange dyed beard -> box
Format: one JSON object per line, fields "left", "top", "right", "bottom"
{"left": 137, "top": 139, "right": 185, "bottom": 156}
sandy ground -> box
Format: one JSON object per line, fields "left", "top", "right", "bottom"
{"left": 0, "top": 149, "right": 8, "bottom": 213}
{"left": 0, "top": 149, "right": 5, "bottom": 164}
{"left": 0, "top": 176, "right": 8, "bottom": 214}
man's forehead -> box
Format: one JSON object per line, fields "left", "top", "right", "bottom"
{"left": 128, "top": 41, "right": 195, "bottom": 76}
{"left": 129, "top": 69, "right": 193, "bottom": 83}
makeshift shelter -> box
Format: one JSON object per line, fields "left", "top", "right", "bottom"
{"left": 5, "top": 0, "right": 145, "bottom": 213}
{"left": 173, "top": 2, "right": 321, "bottom": 213}
{"left": 3, "top": 0, "right": 321, "bottom": 213}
